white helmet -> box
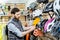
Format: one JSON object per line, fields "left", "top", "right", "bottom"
{"left": 47, "top": 19, "right": 56, "bottom": 32}
{"left": 53, "top": 0, "right": 60, "bottom": 17}
{"left": 33, "top": 9, "right": 42, "bottom": 18}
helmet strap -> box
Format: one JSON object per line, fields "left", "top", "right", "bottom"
{"left": 48, "top": 13, "right": 54, "bottom": 18}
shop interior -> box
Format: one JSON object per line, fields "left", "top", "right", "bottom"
{"left": 0, "top": 0, "right": 60, "bottom": 40}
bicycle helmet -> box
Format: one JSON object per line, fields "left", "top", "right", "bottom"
{"left": 53, "top": 0, "right": 60, "bottom": 18}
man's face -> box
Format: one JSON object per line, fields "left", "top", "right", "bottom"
{"left": 14, "top": 11, "right": 21, "bottom": 19}
{"left": 42, "top": 13, "right": 50, "bottom": 19}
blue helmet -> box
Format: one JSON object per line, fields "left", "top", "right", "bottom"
{"left": 28, "top": 2, "right": 38, "bottom": 11}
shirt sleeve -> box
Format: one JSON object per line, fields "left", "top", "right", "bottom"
{"left": 8, "top": 23, "right": 23, "bottom": 37}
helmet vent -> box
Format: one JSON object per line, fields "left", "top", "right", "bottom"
{"left": 59, "top": 0, "right": 60, "bottom": 5}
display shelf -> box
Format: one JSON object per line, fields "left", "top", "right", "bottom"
{"left": 0, "top": 15, "right": 11, "bottom": 22}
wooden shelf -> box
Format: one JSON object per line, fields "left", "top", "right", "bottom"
{"left": 6, "top": 3, "right": 25, "bottom": 10}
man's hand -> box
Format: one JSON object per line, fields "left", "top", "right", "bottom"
{"left": 30, "top": 26, "right": 36, "bottom": 30}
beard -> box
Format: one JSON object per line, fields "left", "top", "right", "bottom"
{"left": 14, "top": 16, "right": 20, "bottom": 20}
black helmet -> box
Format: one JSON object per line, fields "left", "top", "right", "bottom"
{"left": 43, "top": 2, "right": 54, "bottom": 18}
{"left": 37, "top": 0, "right": 48, "bottom": 4}
{"left": 43, "top": 2, "right": 54, "bottom": 13}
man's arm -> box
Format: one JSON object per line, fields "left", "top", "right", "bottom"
{"left": 23, "top": 26, "right": 33, "bottom": 30}
{"left": 8, "top": 23, "right": 35, "bottom": 37}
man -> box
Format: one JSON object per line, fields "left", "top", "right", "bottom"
{"left": 7, "top": 8, "right": 35, "bottom": 40}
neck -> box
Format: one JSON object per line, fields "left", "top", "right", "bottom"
{"left": 14, "top": 17, "right": 19, "bottom": 20}
{"left": 12, "top": 16, "right": 19, "bottom": 20}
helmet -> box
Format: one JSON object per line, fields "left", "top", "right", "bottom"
{"left": 33, "top": 9, "right": 43, "bottom": 18}
{"left": 43, "top": 2, "right": 54, "bottom": 18}
{"left": 29, "top": 2, "right": 37, "bottom": 11}
{"left": 53, "top": 0, "right": 60, "bottom": 18}
{"left": 51, "top": 21, "right": 60, "bottom": 38}
{"left": 37, "top": 0, "right": 48, "bottom": 4}
{"left": 47, "top": 18, "right": 56, "bottom": 32}
{"left": 43, "top": 2, "right": 53, "bottom": 13}
{"left": 44, "top": 18, "right": 55, "bottom": 32}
